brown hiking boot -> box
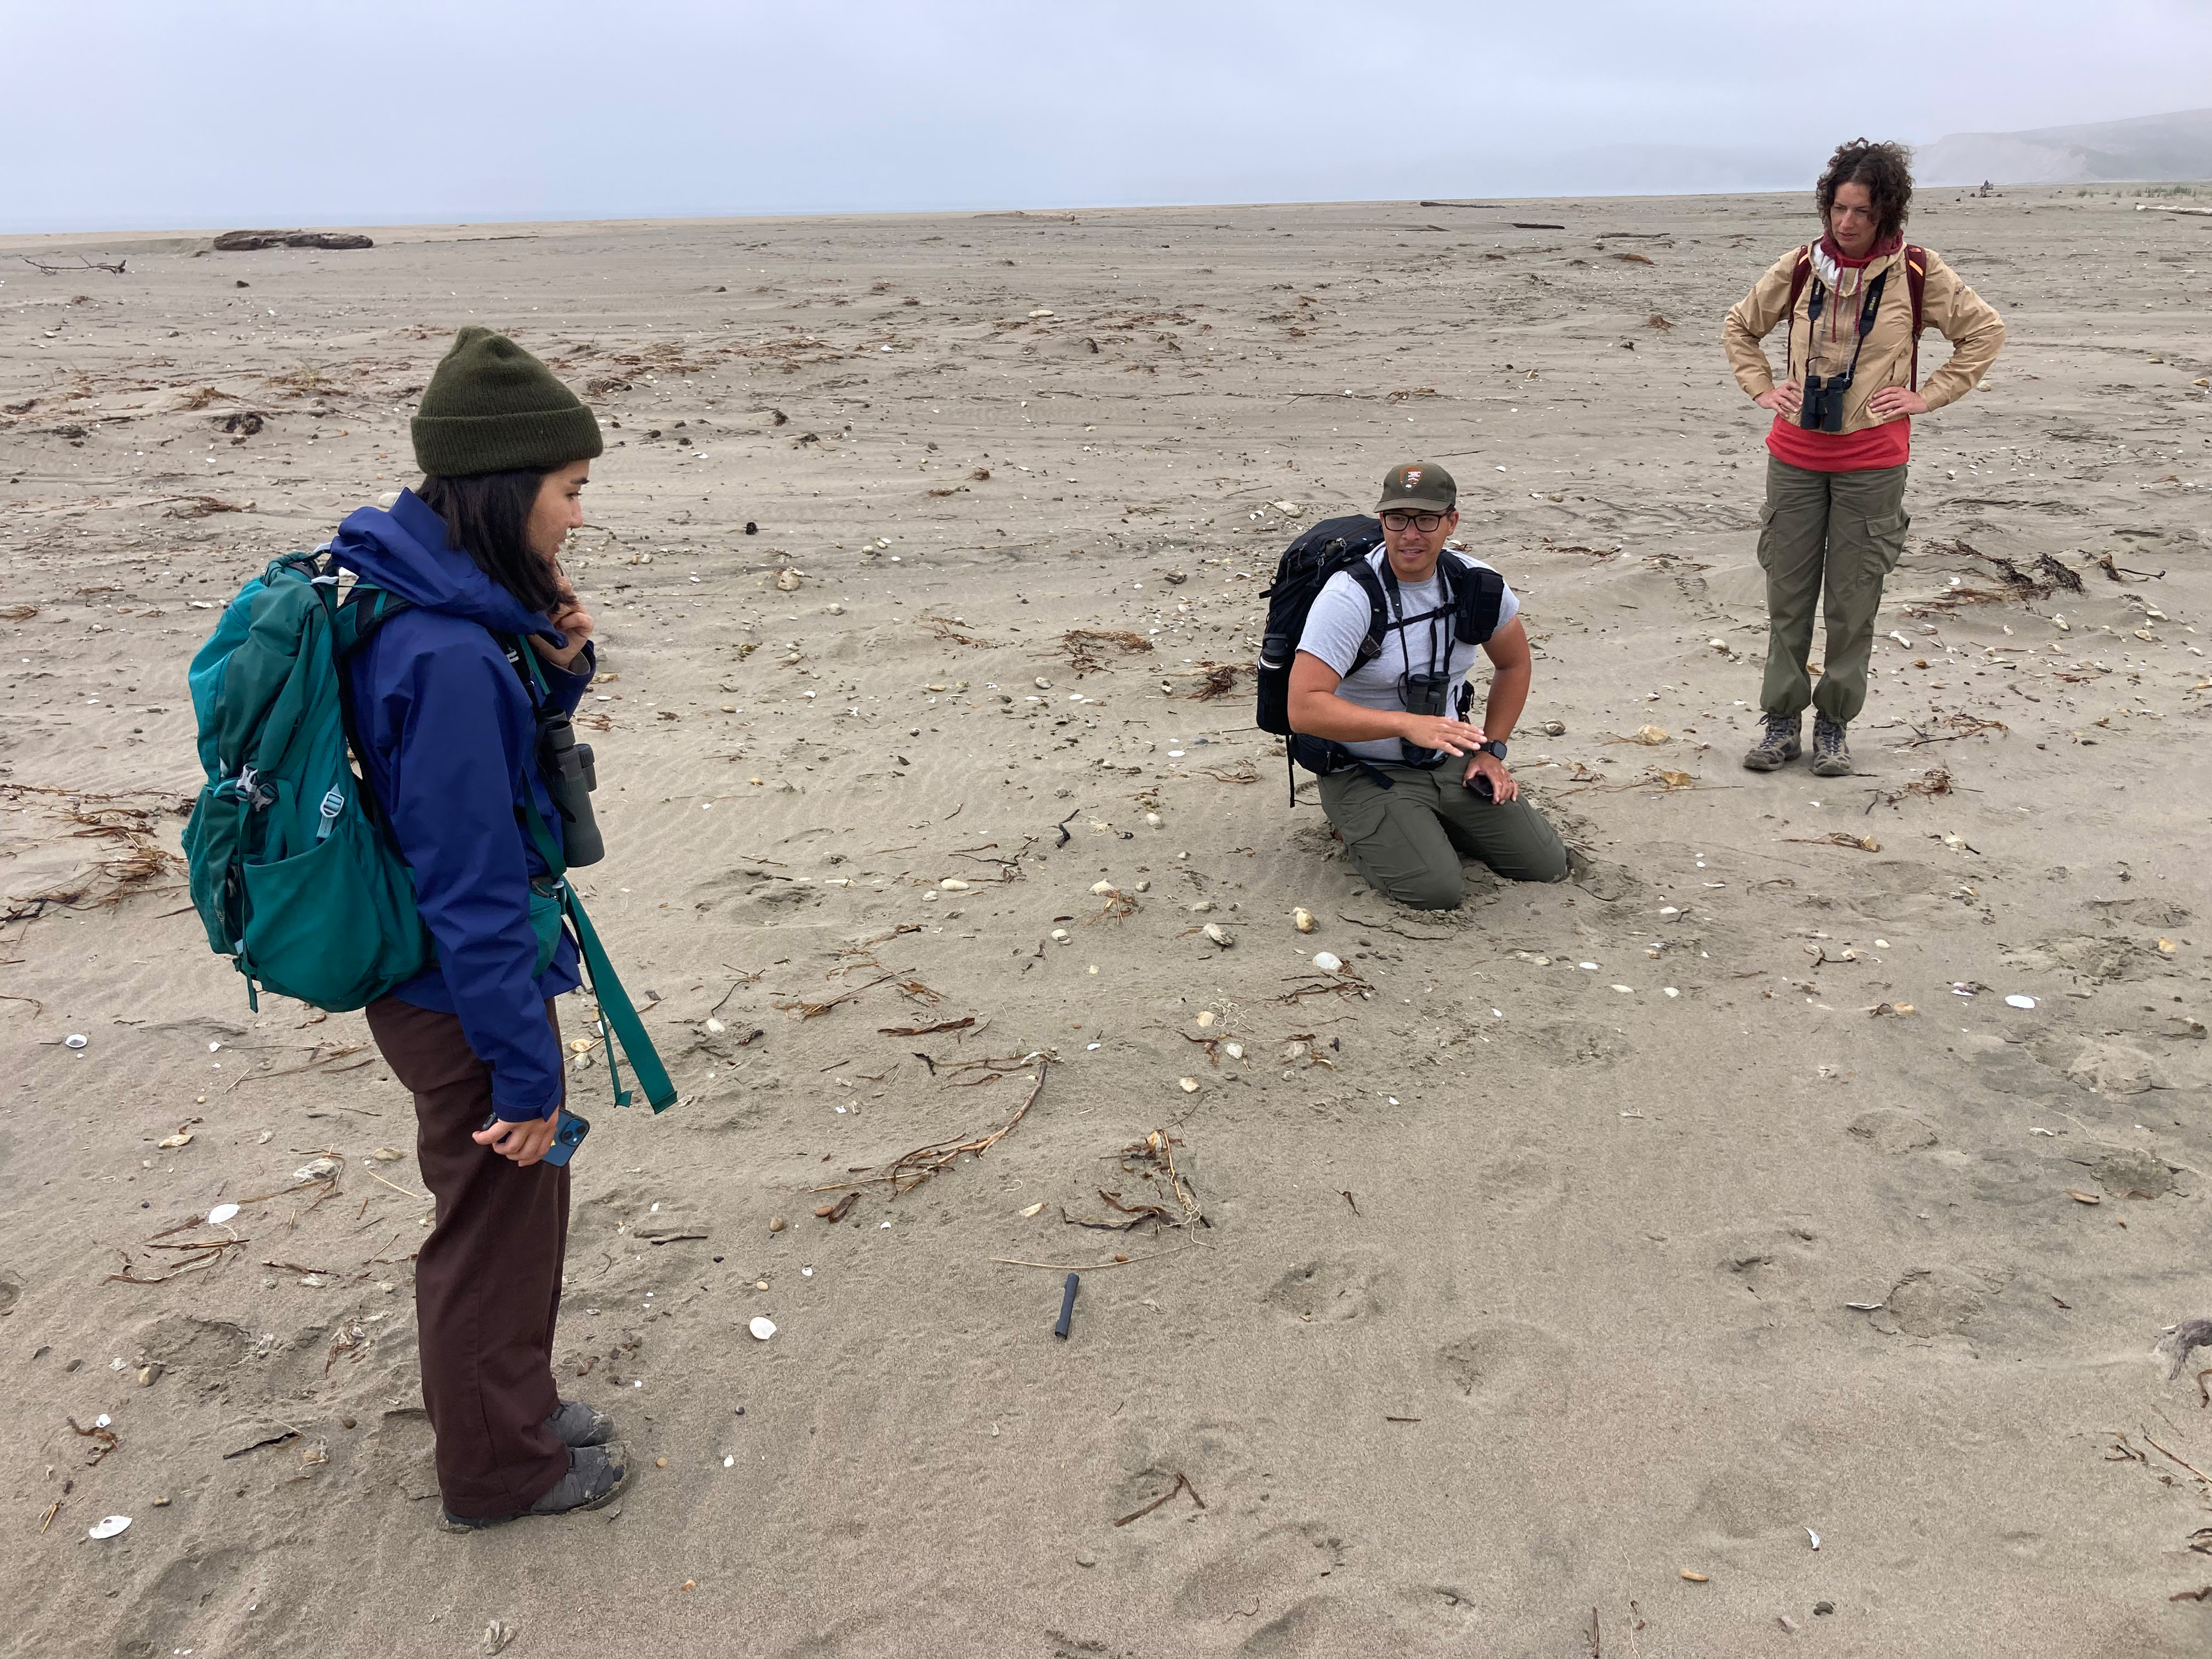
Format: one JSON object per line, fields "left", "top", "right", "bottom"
{"left": 1741, "top": 714, "right": 1802, "bottom": 772}
{"left": 1809, "top": 715, "right": 1854, "bottom": 777}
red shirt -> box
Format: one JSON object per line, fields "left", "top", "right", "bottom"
{"left": 1766, "top": 412, "right": 1909, "bottom": 472}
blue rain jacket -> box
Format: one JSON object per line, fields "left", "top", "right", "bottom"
{"left": 331, "top": 489, "right": 593, "bottom": 1119}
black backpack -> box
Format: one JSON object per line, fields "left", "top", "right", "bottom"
{"left": 1254, "top": 514, "right": 1504, "bottom": 801}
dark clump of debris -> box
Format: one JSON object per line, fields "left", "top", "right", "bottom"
{"left": 213, "top": 230, "right": 374, "bottom": 252}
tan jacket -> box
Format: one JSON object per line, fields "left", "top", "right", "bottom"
{"left": 1723, "top": 243, "right": 2005, "bottom": 435}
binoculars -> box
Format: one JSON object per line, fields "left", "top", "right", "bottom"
{"left": 1798, "top": 373, "right": 1853, "bottom": 432}
{"left": 538, "top": 714, "right": 604, "bottom": 867}
{"left": 1399, "top": 670, "right": 1454, "bottom": 766}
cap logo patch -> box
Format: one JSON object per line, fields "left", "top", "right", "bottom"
{"left": 1402, "top": 467, "right": 1421, "bottom": 488}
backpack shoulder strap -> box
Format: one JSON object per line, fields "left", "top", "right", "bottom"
{"left": 1786, "top": 245, "right": 1813, "bottom": 316}
{"left": 1345, "top": 557, "right": 1390, "bottom": 670}
{"left": 332, "top": 579, "right": 416, "bottom": 658}
{"left": 1904, "top": 245, "right": 1928, "bottom": 388}
{"left": 1436, "top": 555, "right": 1506, "bottom": 644}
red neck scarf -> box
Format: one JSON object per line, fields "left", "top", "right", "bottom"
{"left": 1820, "top": 231, "right": 1903, "bottom": 268}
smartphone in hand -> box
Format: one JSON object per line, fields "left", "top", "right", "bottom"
{"left": 477, "top": 1109, "right": 592, "bottom": 1165}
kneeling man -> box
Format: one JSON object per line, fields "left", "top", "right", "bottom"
{"left": 1286, "top": 461, "right": 1567, "bottom": 910}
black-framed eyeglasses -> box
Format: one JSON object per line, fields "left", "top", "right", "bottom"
{"left": 1380, "top": 510, "right": 1446, "bottom": 533}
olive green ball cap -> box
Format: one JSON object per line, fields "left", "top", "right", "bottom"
{"left": 410, "top": 326, "right": 603, "bottom": 478}
{"left": 1376, "top": 459, "right": 1457, "bottom": 514}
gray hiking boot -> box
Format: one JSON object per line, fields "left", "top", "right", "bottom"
{"left": 547, "top": 1398, "right": 614, "bottom": 1448}
{"left": 1741, "top": 714, "right": 1802, "bottom": 772}
{"left": 1809, "top": 715, "right": 1854, "bottom": 777}
{"left": 439, "top": 1442, "right": 629, "bottom": 1531}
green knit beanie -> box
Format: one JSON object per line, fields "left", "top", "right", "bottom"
{"left": 410, "top": 326, "right": 603, "bottom": 477}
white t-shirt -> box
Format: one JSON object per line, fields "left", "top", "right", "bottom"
{"left": 1294, "top": 549, "right": 1520, "bottom": 764}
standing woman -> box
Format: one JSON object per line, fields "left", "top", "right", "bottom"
{"left": 333, "top": 328, "right": 627, "bottom": 1527}
{"left": 1724, "top": 138, "right": 2005, "bottom": 776}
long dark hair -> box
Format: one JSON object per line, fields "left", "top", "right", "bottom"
{"left": 1816, "top": 138, "right": 1914, "bottom": 246}
{"left": 417, "top": 469, "right": 565, "bottom": 614}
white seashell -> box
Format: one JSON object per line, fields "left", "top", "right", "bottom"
{"left": 1187, "top": 900, "right": 1214, "bottom": 913}
{"left": 1195, "top": 1010, "right": 1215, "bottom": 1028}
{"left": 1144, "top": 812, "right": 1163, "bottom": 828}
{"left": 158, "top": 1131, "right": 192, "bottom": 1149}
{"left": 294, "top": 1157, "right": 340, "bottom": 1182}
{"left": 703, "top": 1018, "right": 725, "bottom": 1034}
{"left": 1313, "top": 952, "right": 1344, "bottom": 974}
{"left": 2005, "top": 994, "right": 2037, "bottom": 1009}
{"left": 748, "top": 1317, "right": 777, "bottom": 1341}
{"left": 939, "top": 878, "right": 970, "bottom": 891}
{"left": 88, "top": 1516, "right": 131, "bottom": 1540}
{"left": 1049, "top": 928, "right": 1071, "bottom": 943}
{"left": 207, "top": 1203, "right": 240, "bottom": 1226}
{"left": 65, "top": 1034, "right": 87, "bottom": 1049}
{"left": 1178, "top": 1077, "right": 1200, "bottom": 1093}
{"left": 1091, "top": 881, "right": 1118, "bottom": 897}
{"left": 774, "top": 568, "right": 802, "bottom": 591}
{"left": 1293, "top": 907, "right": 1316, "bottom": 933}
{"left": 1203, "top": 923, "right": 1233, "bottom": 948}
{"left": 1034, "top": 678, "right": 1052, "bottom": 690}
{"left": 826, "top": 603, "right": 844, "bottom": 615}
{"left": 1223, "top": 1042, "right": 1244, "bottom": 1060}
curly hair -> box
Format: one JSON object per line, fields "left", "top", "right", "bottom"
{"left": 1816, "top": 138, "right": 1914, "bottom": 245}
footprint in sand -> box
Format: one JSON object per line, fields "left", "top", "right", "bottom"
{"left": 1847, "top": 1107, "right": 1939, "bottom": 1153}
{"left": 1262, "top": 1256, "right": 1386, "bottom": 1325}
{"left": 1436, "top": 1319, "right": 1575, "bottom": 1413}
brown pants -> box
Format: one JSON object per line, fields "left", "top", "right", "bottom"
{"left": 365, "top": 996, "right": 570, "bottom": 1519}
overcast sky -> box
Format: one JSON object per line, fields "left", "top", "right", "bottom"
{"left": 7, "top": 0, "right": 2210, "bottom": 233}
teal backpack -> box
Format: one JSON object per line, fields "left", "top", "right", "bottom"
{"left": 183, "top": 550, "right": 676, "bottom": 1111}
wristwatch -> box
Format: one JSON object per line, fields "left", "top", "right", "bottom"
{"left": 1478, "top": 739, "right": 1509, "bottom": 761}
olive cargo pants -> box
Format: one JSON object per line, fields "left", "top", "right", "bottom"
{"left": 1317, "top": 760, "right": 1568, "bottom": 911}
{"left": 1756, "top": 456, "right": 1910, "bottom": 726}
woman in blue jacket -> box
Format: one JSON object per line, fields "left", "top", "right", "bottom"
{"left": 335, "top": 328, "right": 625, "bottom": 1527}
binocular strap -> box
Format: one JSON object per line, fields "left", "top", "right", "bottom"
{"left": 518, "top": 776, "right": 678, "bottom": 1114}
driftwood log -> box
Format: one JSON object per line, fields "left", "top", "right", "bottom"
{"left": 213, "top": 230, "right": 374, "bottom": 252}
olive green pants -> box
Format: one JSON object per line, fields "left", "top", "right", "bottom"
{"left": 1317, "top": 760, "right": 1568, "bottom": 911}
{"left": 1757, "top": 456, "right": 1910, "bottom": 726}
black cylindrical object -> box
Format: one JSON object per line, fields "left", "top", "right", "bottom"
{"left": 538, "top": 714, "right": 605, "bottom": 867}
{"left": 1054, "top": 1272, "right": 1080, "bottom": 1339}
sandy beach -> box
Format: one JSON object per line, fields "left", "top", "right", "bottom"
{"left": 2, "top": 187, "right": 2210, "bottom": 1657}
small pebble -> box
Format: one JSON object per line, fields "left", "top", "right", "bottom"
{"left": 656, "top": 1457, "right": 669, "bottom": 1468}
{"left": 1075, "top": 1550, "right": 1098, "bottom": 1568}
{"left": 1680, "top": 1570, "right": 1708, "bottom": 1583}
{"left": 1293, "top": 907, "right": 1316, "bottom": 933}
{"left": 768, "top": 1216, "right": 786, "bottom": 1233}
